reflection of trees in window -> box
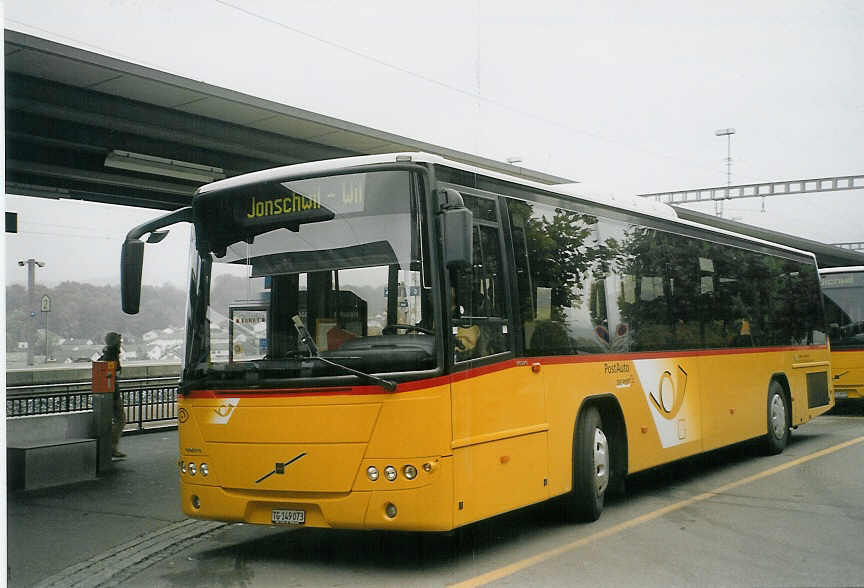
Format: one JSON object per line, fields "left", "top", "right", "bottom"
{"left": 507, "top": 196, "right": 826, "bottom": 356}
{"left": 609, "top": 225, "right": 674, "bottom": 351}
{"left": 508, "top": 199, "right": 615, "bottom": 355}
{"left": 606, "top": 220, "right": 826, "bottom": 352}
{"left": 761, "top": 260, "right": 825, "bottom": 346}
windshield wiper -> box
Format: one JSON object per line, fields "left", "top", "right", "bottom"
{"left": 291, "top": 315, "right": 397, "bottom": 392}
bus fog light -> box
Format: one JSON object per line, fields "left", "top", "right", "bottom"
{"left": 403, "top": 465, "right": 418, "bottom": 480}
{"left": 366, "top": 466, "right": 379, "bottom": 481}
{"left": 191, "top": 495, "right": 200, "bottom": 509}
{"left": 423, "top": 462, "right": 433, "bottom": 472}
{"left": 385, "top": 503, "right": 397, "bottom": 518}
{"left": 384, "top": 466, "right": 397, "bottom": 481}
{"left": 189, "top": 463, "right": 197, "bottom": 476}
{"left": 200, "top": 463, "right": 209, "bottom": 477}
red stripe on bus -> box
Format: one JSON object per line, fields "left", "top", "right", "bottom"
{"left": 182, "top": 344, "right": 826, "bottom": 399}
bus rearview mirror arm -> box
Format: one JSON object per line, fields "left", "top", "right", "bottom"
{"left": 121, "top": 207, "right": 195, "bottom": 314}
{"left": 439, "top": 188, "right": 473, "bottom": 269}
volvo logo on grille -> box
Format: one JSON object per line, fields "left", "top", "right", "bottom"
{"left": 255, "top": 452, "right": 307, "bottom": 484}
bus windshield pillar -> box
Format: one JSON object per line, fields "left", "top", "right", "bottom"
{"left": 306, "top": 271, "right": 333, "bottom": 340}
{"left": 387, "top": 265, "right": 399, "bottom": 326}
{"left": 269, "top": 274, "right": 300, "bottom": 357}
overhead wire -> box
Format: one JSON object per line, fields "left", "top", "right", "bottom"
{"left": 209, "top": 0, "right": 756, "bottom": 180}
{"left": 10, "top": 4, "right": 857, "bottom": 196}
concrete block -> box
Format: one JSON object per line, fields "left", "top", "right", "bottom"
{"left": 6, "top": 412, "right": 94, "bottom": 444}
{"left": 7, "top": 438, "right": 97, "bottom": 491}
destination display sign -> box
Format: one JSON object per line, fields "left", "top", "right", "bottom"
{"left": 234, "top": 189, "right": 334, "bottom": 228}
{"left": 281, "top": 174, "right": 367, "bottom": 215}
{"left": 821, "top": 272, "right": 864, "bottom": 289}
{"left": 231, "top": 174, "right": 368, "bottom": 230}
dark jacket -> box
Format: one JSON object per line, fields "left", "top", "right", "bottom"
{"left": 99, "top": 332, "right": 122, "bottom": 403}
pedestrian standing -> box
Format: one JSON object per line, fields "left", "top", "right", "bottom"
{"left": 100, "top": 332, "right": 126, "bottom": 458}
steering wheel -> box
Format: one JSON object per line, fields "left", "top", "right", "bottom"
{"left": 382, "top": 324, "right": 434, "bottom": 335}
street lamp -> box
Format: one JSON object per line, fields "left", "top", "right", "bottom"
{"left": 18, "top": 258, "right": 46, "bottom": 366}
{"left": 713, "top": 128, "right": 736, "bottom": 217}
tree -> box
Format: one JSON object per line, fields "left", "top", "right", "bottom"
{"left": 6, "top": 281, "right": 187, "bottom": 350}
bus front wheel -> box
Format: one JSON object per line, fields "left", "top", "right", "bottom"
{"left": 763, "top": 380, "right": 790, "bottom": 455}
{"left": 568, "top": 405, "right": 608, "bottom": 522}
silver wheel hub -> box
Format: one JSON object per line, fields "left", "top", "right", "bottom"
{"left": 770, "top": 394, "right": 787, "bottom": 439}
{"left": 593, "top": 427, "right": 609, "bottom": 496}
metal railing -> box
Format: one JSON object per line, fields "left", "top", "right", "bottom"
{"left": 6, "top": 377, "right": 180, "bottom": 433}
{"left": 122, "top": 379, "right": 179, "bottom": 432}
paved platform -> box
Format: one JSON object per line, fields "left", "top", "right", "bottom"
{"left": 7, "top": 403, "right": 862, "bottom": 587}
{"left": 7, "top": 430, "right": 186, "bottom": 587}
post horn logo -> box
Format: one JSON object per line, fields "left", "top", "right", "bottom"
{"left": 649, "top": 365, "right": 688, "bottom": 420}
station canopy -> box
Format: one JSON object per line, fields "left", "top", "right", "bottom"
{"left": 4, "top": 29, "right": 571, "bottom": 211}
{"left": 7, "top": 30, "right": 860, "bottom": 269}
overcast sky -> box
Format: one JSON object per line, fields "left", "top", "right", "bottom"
{"left": 4, "top": 0, "right": 863, "bottom": 288}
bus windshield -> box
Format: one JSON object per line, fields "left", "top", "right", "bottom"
{"left": 821, "top": 270, "right": 864, "bottom": 349}
{"left": 184, "top": 170, "right": 437, "bottom": 387}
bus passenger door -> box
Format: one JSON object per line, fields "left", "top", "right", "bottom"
{"left": 450, "top": 193, "right": 549, "bottom": 526}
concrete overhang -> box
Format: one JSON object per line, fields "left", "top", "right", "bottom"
{"left": 5, "top": 29, "right": 572, "bottom": 209}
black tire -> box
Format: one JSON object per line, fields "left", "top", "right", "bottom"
{"left": 763, "top": 380, "right": 790, "bottom": 455}
{"left": 568, "top": 406, "right": 609, "bottom": 522}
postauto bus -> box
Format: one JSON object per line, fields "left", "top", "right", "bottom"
{"left": 820, "top": 266, "right": 864, "bottom": 400}
{"left": 121, "top": 152, "right": 833, "bottom": 530}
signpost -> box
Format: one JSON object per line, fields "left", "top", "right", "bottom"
{"left": 41, "top": 295, "right": 51, "bottom": 362}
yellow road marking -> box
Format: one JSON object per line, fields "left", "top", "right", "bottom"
{"left": 450, "top": 436, "right": 864, "bottom": 588}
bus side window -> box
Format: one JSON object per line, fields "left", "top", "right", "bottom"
{"left": 507, "top": 198, "right": 608, "bottom": 356}
{"left": 452, "top": 196, "right": 511, "bottom": 361}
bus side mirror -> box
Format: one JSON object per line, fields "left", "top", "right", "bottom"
{"left": 120, "top": 206, "right": 194, "bottom": 315}
{"left": 440, "top": 187, "right": 473, "bottom": 268}
{"left": 121, "top": 239, "right": 144, "bottom": 314}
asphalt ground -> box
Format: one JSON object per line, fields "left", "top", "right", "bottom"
{"left": 6, "top": 430, "right": 189, "bottom": 588}
{"left": 120, "top": 412, "right": 864, "bottom": 588}
{"left": 6, "top": 400, "right": 864, "bottom": 587}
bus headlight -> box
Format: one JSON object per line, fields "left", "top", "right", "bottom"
{"left": 384, "top": 466, "right": 397, "bottom": 481}
{"left": 366, "top": 466, "right": 379, "bottom": 481}
{"left": 189, "top": 462, "right": 197, "bottom": 476}
{"left": 179, "top": 461, "right": 186, "bottom": 474}
{"left": 200, "top": 463, "right": 209, "bottom": 477}
{"left": 403, "top": 465, "right": 418, "bottom": 480}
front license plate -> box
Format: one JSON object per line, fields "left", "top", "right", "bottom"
{"left": 271, "top": 509, "right": 305, "bottom": 525}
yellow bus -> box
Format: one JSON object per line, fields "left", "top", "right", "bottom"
{"left": 121, "top": 153, "right": 833, "bottom": 529}
{"left": 820, "top": 266, "right": 864, "bottom": 400}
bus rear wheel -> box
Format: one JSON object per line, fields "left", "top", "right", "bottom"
{"left": 763, "top": 380, "right": 790, "bottom": 455}
{"left": 568, "top": 405, "right": 609, "bottom": 522}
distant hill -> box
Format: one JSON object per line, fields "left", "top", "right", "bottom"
{"left": 6, "top": 278, "right": 389, "bottom": 353}
{"left": 6, "top": 281, "right": 186, "bottom": 351}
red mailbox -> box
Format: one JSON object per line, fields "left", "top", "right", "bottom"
{"left": 92, "top": 360, "right": 116, "bottom": 394}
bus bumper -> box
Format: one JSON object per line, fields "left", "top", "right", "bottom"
{"left": 180, "top": 456, "right": 455, "bottom": 532}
